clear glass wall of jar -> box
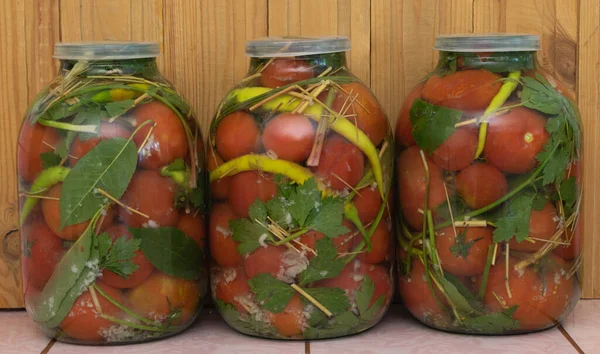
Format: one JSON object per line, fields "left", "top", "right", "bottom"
{"left": 18, "top": 42, "right": 208, "bottom": 344}
{"left": 395, "top": 34, "right": 582, "bottom": 334}
{"left": 208, "top": 37, "right": 395, "bottom": 339}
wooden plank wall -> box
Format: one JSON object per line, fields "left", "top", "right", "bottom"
{"left": 0, "top": 0, "right": 597, "bottom": 307}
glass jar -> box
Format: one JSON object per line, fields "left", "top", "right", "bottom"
{"left": 395, "top": 34, "right": 582, "bottom": 334}
{"left": 208, "top": 37, "right": 394, "bottom": 339}
{"left": 18, "top": 42, "right": 208, "bottom": 344}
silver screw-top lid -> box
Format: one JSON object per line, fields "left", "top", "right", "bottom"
{"left": 54, "top": 41, "right": 160, "bottom": 60}
{"left": 246, "top": 36, "right": 351, "bottom": 58}
{"left": 434, "top": 34, "right": 540, "bottom": 52}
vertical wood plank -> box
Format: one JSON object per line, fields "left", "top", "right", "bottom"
{"left": 437, "top": 0, "right": 474, "bottom": 35}
{"left": 370, "top": 0, "right": 392, "bottom": 120}
{"left": 163, "top": 0, "right": 268, "bottom": 136}
{"left": 473, "top": 0, "right": 506, "bottom": 33}
{"left": 59, "top": 0, "right": 83, "bottom": 42}
{"left": 0, "top": 0, "right": 28, "bottom": 308}
{"left": 553, "top": 0, "right": 578, "bottom": 93}
{"left": 267, "top": 0, "right": 371, "bottom": 85}
{"left": 131, "top": 0, "right": 164, "bottom": 71}
{"left": 80, "top": 0, "right": 132, "bottom": 40}
{"left": 578, "top": 0, "right": 600, "bottom": 298}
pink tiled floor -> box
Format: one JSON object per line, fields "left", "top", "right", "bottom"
{"left": 1, "top": 302, "right": 597, "bottom": 354}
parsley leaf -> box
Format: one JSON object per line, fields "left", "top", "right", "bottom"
{"left": 216, "top": 300, "right": 275, "bottom": 336}
{"left": 493, "top": 193, "right": 534, "bottom": 243}
{"left": 560, "top": 177, "right": 578, "bottom": 209}
{"left": 302, "top": 287, "right": 349, "bottom": 315}
{"left": 229, "top": 218, "right": 270, "bottom": 255}
{"left": 248, "top": 274, "right": 295, "bottom": 313}
{"left": 409, "top": 98, "right": 463, "bottom": 153}
{"left": 462, "top": 306, "right": 520, "bottom": 334}
{"left": 265, "top": 198, "right": 294, "bottom": 228}
{"left": 449, "top": 229, "right": 482, "bottom": 259}
{"left": 248, "top": 199, "right": 267, "bottom": 223}
{"left": 40, "top": 151, "right": 62, "bottom": 169}
{"left": 355, "top": 275, "right": 385, "bottom": 321}
{"left": 288, "top": 178, "right": 321, "bottom": 227}
{"left": 299, "top": 238, "right": 345, "bottom": 285}
{"left": 521, "top": 75, "right": 563, "bottom": 115}
{"left": 305, "top": 196, "right": 348, "bottom": 238}
{"left": 97, "top": 232, "right": 140, "bottom": 278}
{"left": 303, "top": 311, "right": 360, "bottom": 338}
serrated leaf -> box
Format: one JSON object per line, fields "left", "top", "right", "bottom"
{"left": 288, "top": 178, "right": 321, "bottom": 227}
{"left": 493, "top": 193, "right": 534, "bottom": 243}
{"left": 560, "top": 177, "right": 578, "bottom": 208}
{"left": 302, "top": 287, "right": 349, "bottom": 315}
{"left": 105, "top": 99, "right": 135, "bottom": 119}
{"left": 521, "top": 76, "right": 562, "bottom": 115}
{"left": 40, "top": 151, "right": 62, "bottom": 169}
{"left": 462, "top": 306, "right": 520, "bottom": 334}
{"left": 248, "top": 274, "right": 295, "bottom": 313}
{"left": 409, "top": 98, "right": 463, "bottom": 153}
{"left": 98, "top": 233, "right": 140, "bottom": 278}
{"left": 305, "top": 197, "right": 348, "bottom": 238}
{"left": 248, "top": 199, "right": 267, "bottom": 223}
{"left": 449, "top": 229, "right": 481, "bottom": 259}
{"left": 230, "top": 218, "right": 270, "bottom": 255}
{"left": 130, "top": 226, "right": 203, "bottom": 280}
{"left": 59, "top": 137, "right": 137, "bottom": 228}
{"left": 355, "top": 275, "right": 385, "bottom": 321}
{"left": 266, "top": 198, "right": 293, "bottom": 228}
{"left": 304, "top": 311, "right": 360, "bottom": 338}
{"left": 299, "top": 238, "right": 345, "bottom": 285}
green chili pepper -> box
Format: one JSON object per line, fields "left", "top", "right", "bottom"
{"left": 20, "top": 166, "right": 70, "bottom": 225}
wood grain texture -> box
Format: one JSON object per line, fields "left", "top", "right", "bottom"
{"left": 1, "top": 0, "right": 600, "bottom": 305}
{"left": 578, "top": 0, "right": 600, "bottom": 298}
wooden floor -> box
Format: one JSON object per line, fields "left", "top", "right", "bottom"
{"left": 1, "top": 301, "right": 598, "bottom": 354}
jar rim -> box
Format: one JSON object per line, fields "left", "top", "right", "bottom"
{"left": 54, "top": 41, "right": 160, "bottom": 60}
{"left": 435, "top": 34, "right": 540, "bottom": 52}
{"left": 246, "top": 36, "right": 351, "bottom": 58}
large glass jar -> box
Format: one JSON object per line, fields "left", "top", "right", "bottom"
{"left": 18, "top": 42, "right": 208, "bottom": 344}
{"left": 208, "top": 37, "right": 394, "bottom": 339}
{"left": 395, "top": 34, "right": 582, "bottom": 334}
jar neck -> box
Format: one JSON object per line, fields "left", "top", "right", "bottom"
{"left": 59, "top": 58, "right": 160, "bottom": 78}
{"left": 249, "top": 52, "right": 348, "bottom": 74}
{"left": 436, "top": 51, "right": 537, "bottom": 72}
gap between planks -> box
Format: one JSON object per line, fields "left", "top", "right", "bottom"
{"left": 557, "top": 324, "right": 585, "bottom": 354}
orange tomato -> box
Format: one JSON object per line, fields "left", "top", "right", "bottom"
{"left": 431, "top": 128, "right": 477, "bottom": 172}
{"left": 352, "top": 186, "right": 383, "bottom": 224}
{"left": 228, "top": 171, "right": 277, "bottom": 218}
{"left": 22, "top": 221, "right": 64, "bottom": 290}
{"left": 271, "top": 294, "right": 305, "bottom": 337}
{"left": 262, "top": 113, "right": 315, "bottom": 162}
{"left": 209, "top": 203, "right": 243, "bottom": 267}
{"left": 215, "top": 111, "right": 261, "bottom": 161}
{"left": 214, "top": 268, "right": 251, "bottom": 313}
{"left": 455, "top": 163, "right": 508, "bottom": 209}
{"left": 509, "top": 201, "right": 559, "bottom": 253}
{"left": 395, "top": 83, "right": 424, "bottom": 147}
{"left": 436, "top": 226, "right": 493, "bottom": 276}
{"left": 69, "top": 122, "right": 131, "bottom": 166}
{"left": 18, "top": 122, "right": 60, "bottom": 183}
{"left": 260, "top": 58, "right": 314, "bottom": 88}
{"left": 177, "top": 211, "right": 206, "bottom": 249}
{"left": 311, "top": 135, "right": 365, "bottom": 191}
{"left": 398, "top": 259, "right": 448, "bottom": 325}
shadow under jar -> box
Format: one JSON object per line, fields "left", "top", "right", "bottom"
{"left": 208, "top": 37, "right": 395, "bottom": 339}
{"left": 395, "top": 34, "right": 582, "bottom": 334}
{"left": 18, "top": 42, "right": 208, "bottom": 344}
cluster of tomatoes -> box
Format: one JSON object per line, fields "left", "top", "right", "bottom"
{"left": 19, "top": 101, "right": 205, "bottom": 342}
{"left": 209, "top": 57, "right": 394, "bottom": 338}
{"left": 395, "top": 62, "right": 581, "bottom": 331}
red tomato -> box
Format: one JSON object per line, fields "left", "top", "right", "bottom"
{"left": 260, "top": 58, "right": 314, "bottom": 89}
{"left": 422, "top": 69, "right": 502, "bottom": 111}
{"left": 22, "top": 221, "right": 63, "bottom": 290}
{"left": 177, "top": 211, "right": 206, "bottom": 248}
{"left": 357, "top": 221, "right": 391, "bottom": 264}
{"left": 244, "top": 245, "right": 288, "bottom": 279}
{"left": 397, "top": 146, "right": 447, "bottom": 230}
{"left": 311, "top": 135, "right": 365, "bottom": 191}
{"left": 509, "top": 201, "right": 559, "bottom": 252}
{"left": 483, "top": 107, "right": 549, "bottom": 174}
{"left": 395, "top": 84, "right": 424, "bottom": 147}
{"left": 482, "top": 256, "right": 570, "bottom": 331}
{"left": 333, "top": 83, "right": 388, "bottom": 146}
{"left": 127, "top": 271, "right": 201, "bottom": 324}
{"left": 132, "top": 101, "right": 188, "bottom": 170}
{"left": 18, "top": 122, "right": 60, "bottom": 183}
{"left": 554, "top": 220, "right": 581, "bottom": 261}
{"left": 262, "top": 113, "right": 315, "bottom": 162}
{"left": 207, "top": 145, "right": 230, "bottom": 200}
{"left": 59, "top": 282, "right": 124, "bottom": 341}
{"left": 209, "top": 203, "right": 243, "bottom": 267}
{"left": 100, "top": 224, "right": 154, "bottom": 289}
{"left": 214, "top": 267, "right": 251, "bottom": 313}
{"left": 398, "top": 259, "right": 448, "bottom": 325}
{"left": 455, "top": 163, "right": 508, "bottom": 209}
{"left": 318, "top": 260, "right": 391, "bottom": 310}
{"left": 69, "top": 122, "right": 131, "bottom": 166}
{"left": 119, "top": 170, "right": 179, "bottom": 228}
{"left": 215, "top": 111, "right": 261, "bottom": 161}
{"left": 42, "top": 183, "right": 115, "bottom": 241}
{"left": 431, "top": 128, "right": 477, "bottom": 172}
{"left": 436, "top": 226, "right": 493, "bottom": 276}
{"left": 271, "top": 294, "right": 305, "bottom": 337}
{"left": 228, "top": 171, "right": 277, "bottom": 218}
{"left": 353, "top": 186, "right": 382, "bottom": 224}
